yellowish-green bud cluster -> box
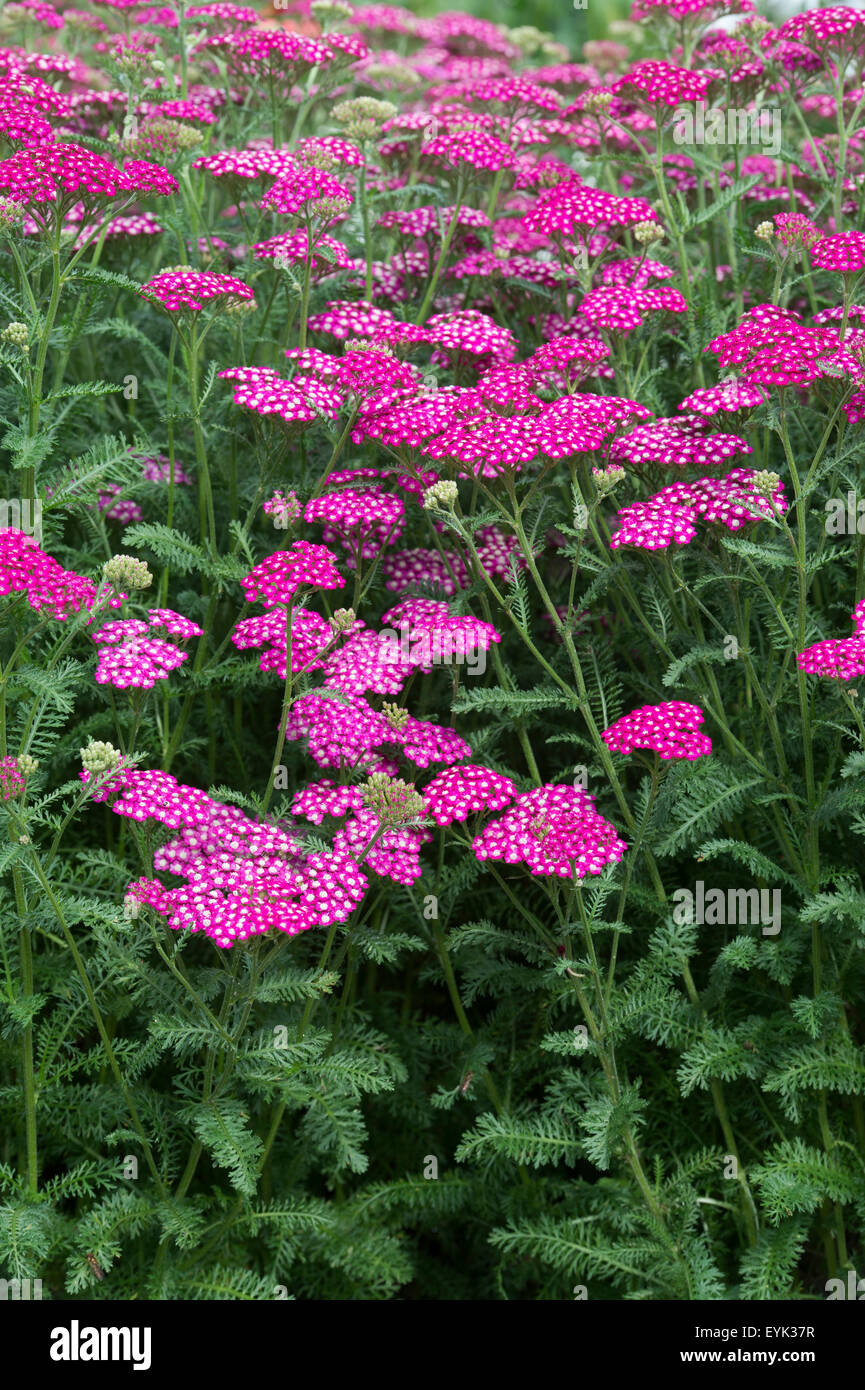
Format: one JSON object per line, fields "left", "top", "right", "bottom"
{"left": 103, "top": 554, "right": 153, "bottom": 590}
{"left": 422, "top": 481, "right": 459, "bottom": 511}
{"left": 2, "top": 321, "right": 29, "bottom": 351}
{"left": 80, "top": 740, "right": 122, "bottom": 776}
{"left": 361, "top": 771, "right": 426, "bottom": 825}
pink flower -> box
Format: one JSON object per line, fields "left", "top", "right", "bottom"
{"left": 282, "top": 693, "right": 394, "bottom": 770}
{"left": 321, "top": 625, "right": 415, "bottom": 696}
{"left": 610, "top": 469, "right": 786, "bottom": 550}
{"left": 141, "top": 269, "right": 255, "bottom": 313}
{"left": 241, "top": 541, "right": 345, "bottom": 607}
{"left": 0, "top": 143, "right": 177, "bottom": 218}
{"left": 219, "top": 366, "right": 343, "bottom": 425}
{"left": 254, "top": 230, "right": 353, "bottom": 274}
{"left": 0, "top": 528, "right": 113, "bottom": 621}
{"left": 424, "top": 763, "right": 518, "bottom": 825}
{"left": 91, "top": 610, "right": 201, "bottom": 689}
{"left": 115, "top": 770, "right": 368, "bottom": 947}
{"left": 304, "top": 488, "right": 404, "bottom": 559}
{"left": 602, "top": 702, "right": 712, "bottom": 760}
{"left": 797, "top": 637, "right": 865, "bottom": 681}
{"left": 0, "top": 756, "right": 26, "bottom": 801}
{"left": 382, "top": 598, "right": 501, "bottom": 668}
{"left": 611, "top": 417, "right": 752, "bottom": 469}
{"left": 473, "top": 784, "right": 627, "bottom": 878}
{"left": 525, "top": 179, "right": 658, "bottom": 237}
{"left": 232, "top": 606, "right": 333, "bottom": 680}
{"left": 809, "top": 231, "right": 865, "bottom": 274}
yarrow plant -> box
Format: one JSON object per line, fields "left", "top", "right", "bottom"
{"left": 2, "top": 0, "right": 865, "bottom": 1318}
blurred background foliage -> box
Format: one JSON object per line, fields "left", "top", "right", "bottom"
{"left": 405, "top": 0, "right": 834, "bottom": 51}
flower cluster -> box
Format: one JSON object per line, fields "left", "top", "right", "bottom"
{"left": 115, "top": 770, "right": 368, "bottom": 948}
{"left": 473, "top": 784, "right": 628, "bottom": 878}
{"left": 602, "top": 702, "right": 712, "bottom": 761}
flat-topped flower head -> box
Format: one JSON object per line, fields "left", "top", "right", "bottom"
{"left": 611, "top": 417, "right": 752, "bottom": 469}
{"left": 419, "top": 130, "right": 519, "bottom": 176}
{"left": 90, "top": 609, "right": 200, "bottom": 689}
{"left": 305, "top": 488, "right": 404, "bottom": 559}
{"left": 232, "top": 607, "right": 332, "bottom": 681}
{"left": 0, "top": 143, "right": 177, "bottom": 229}
{"left": 141, "top": 269, "right": 255, "bottom": 314}
{"left": 705, "top": 305, "right": 862, "bottom": 388}
{"left": 0, "top": 756, "right": 26, "bottom": 801}
{"left": 242, "top": 541, "right": 345, "bottom": 608}
{"left": 578, "top": 284, "right": 686, "bottom": 335}
{"left": 260, "top": 167, "right": 354, "bottom": 219}
{"left": 776, "top": 5, "right": 865, "bottom": 61}
{"left": 219, "top": 367, "right": 342, "bottom": 425}
{"left": 382, "top": 548, "right": 467, "bottom": 596}
{"left": 525, "top": 180, "right": 658, "bottom": 236}
{"left": 321, "top": 626, "right": 414, "bottom": 696}
{"left": 383, "top": 598, "right": 501, "bottom": 668}
{"left": 307, "top": 300, "right": 426, "bottom": 346}
{"left": 797, "top": 637, "right": 865, "bottom": 681}
{"left": 610, "top": 468, "right": 786, "bottom": 550}
{"left": 254, "top": 231, "right": 352, "bottom": 275}
{"left": 809, "top": 231, "right": 865, "bottom": 274}
{"left": 424, "top": 763, "right": 517, "bottom": 825}
{"left": 602, "top": 702, "right": 712, "bottom": 760}
{"left": 114, "top": 770, "right": 368, "bottom": 947}
{"left": 423, "top": 309, "right": 517, "bottom": 360}
{"left": 610, "top": 59, "right": 712, "bottom": 108}
{"left": 678, "top": 380, "right": 767, "bottom": 416}
{"left": 186, "top": 2, "right": 258, "bottom": 26}
{"left": 798, "top": 598, "right": 865, "bottom": 680}
{"left": 282, "top": 692, "right": 394, "bottom": 769}
{"left": 0, "top": 529, "right": 117, "bottom": 620}
{"left": 473, "top": 783, "right": 627, "bottom": 879}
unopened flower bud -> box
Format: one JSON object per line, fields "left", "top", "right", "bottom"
{"left": 332, "top": 97, "right": 397, "bottom": 128}
{"left": 633, "top": 220, "right": 665, "bottom": 245}
{"left": 360, "top": 771, "right": 426, "bottom": 825}
{"left": 0, "top": 197, "right": 24, "bottom": 231}
{"left": 750, "top": 469, "right": 781, "bottom": 499}
{"left": 581, "top": 90, "right": 615, "bottom": 115}
{"left": 103, "top": 554, "right": 153, "bottom": 590}
{"left": 2, "top": 320, "right": 29, "bottom": 351}
{"left": 381, "top": 702, "right": 408, "bottom": 732}
{"left": 755, "top": 221, "right": 775, "bottom": 242}
{"left": 422, "top": 480, "right": 459, "bottom": 510}
{"left": 330, "top": 607, "right": 356, "bottom": 632}
{"left": 81, "top": 740, "right": 122, "bottom": 775}
{"left": 310, "top": 0, "right": 353, "bottom": 22}
{"left": 592, "top": 464, "right": 626, "bottom": 495}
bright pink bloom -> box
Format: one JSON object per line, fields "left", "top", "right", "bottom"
{"left": 602, "top": 702, "right": 712, "bottom": 760}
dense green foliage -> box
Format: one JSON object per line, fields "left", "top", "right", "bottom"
{"left": 1, "top": 0, "right": 864, "bottom": 1302}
